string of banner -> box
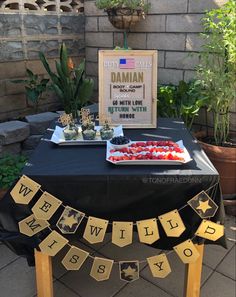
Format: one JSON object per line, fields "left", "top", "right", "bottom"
{"left": 11, "top": 175, "right": 224, "bottom": 282}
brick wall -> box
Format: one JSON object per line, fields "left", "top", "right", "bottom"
{"left": 0, "top": 0, "right": 85, "bottom": 122}
{"left": 84, "top": 0, "right": 228, "bottom": 90}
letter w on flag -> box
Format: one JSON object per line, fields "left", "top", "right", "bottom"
{"left": 119, "top": 58, "right": 135, "bottom": 69}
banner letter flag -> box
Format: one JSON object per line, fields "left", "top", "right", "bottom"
{"left": 195, "top": 220, "right": 224, "bottom": 241}
{"left": 112, "top": 221, "right": 133, "bottom": 247}
{"left": 57, "top": 206, "right": 85, "bottom": 234}
{"left": 90, "top": 257, "right": 114, "bottom": 281}
{"left": 174, "top": 239, "right": 200, "bottom": 264}
{"left": 10, "top": 175, "right": 41, "bottom": 204}
{"left": 147, "top": 253, "right": 171, "bottom": 278}
{"left": 62, "top": 246, "right": 89, "bottom": 271}
{"left": 39, "top": 230, "right": 68, "bottom": 256}
{"left": 159, "top": 210, "right": 186, "bottom": 237}
{"left": 119, "top": 261, "right": 139, "bottom": 282}
{"left": 18, "top": 214, "right": 49, "bottom": 237}
{"left": 32, "top": 191, "right": 62, "bottom": 220}
{"left": 187, "top": 191, "right": 218, "bottom": 219}
{"left": 136, "top": 218, "right": 159, "bottom": 244}
{"left": 83, "top": 216, "right": 108, "bottom": 244}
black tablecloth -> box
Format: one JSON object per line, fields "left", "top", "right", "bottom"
{"left": 0, "top": 118, "right": 226, "bottom": 265}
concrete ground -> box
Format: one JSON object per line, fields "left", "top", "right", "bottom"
{"left": 0, "top": 215, "right": 235, "bottom": 297}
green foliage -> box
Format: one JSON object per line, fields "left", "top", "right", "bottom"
{"left": 158, "top": 80, "right": 207, "bottom": 129}
{"left": 95, "top": 0, "right": 150, "bottom": 13}
{"left": 39, "top": 43, "right": 94, "bottom": 118}
{"left": 13, "top": 69, "right": 49, "bottom": 113}
{"left": 196, "top": 0, "right": 236, "bottom": 145}
{"left": 0, "top": 155, "right": 28, "bottom": 189}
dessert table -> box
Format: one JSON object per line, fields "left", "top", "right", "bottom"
{"left": 0, "top": 118, "right": 225, "bottom": 297}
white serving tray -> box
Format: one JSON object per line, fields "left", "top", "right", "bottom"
{"left": 50, "top": 125, "right": 123, "bottom": 145}
{"left": 106, "top": 140, "right": 192, "bottom": 165}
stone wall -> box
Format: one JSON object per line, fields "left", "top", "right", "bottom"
{"left": 0, "top": 0, "right": 85, "bottom": 122}
{"left": 84, "top": 0, "right": 228, "bottom": 90}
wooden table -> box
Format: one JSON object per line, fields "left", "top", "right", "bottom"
{"left": 34, "top": 244, "right": 205, "bottom": 297}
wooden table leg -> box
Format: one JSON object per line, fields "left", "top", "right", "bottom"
{"left": 34, "top": 249, "right": 53, "bottom": 297}
{"left": 184, "top": 244, "right": 204, "bottom": 297}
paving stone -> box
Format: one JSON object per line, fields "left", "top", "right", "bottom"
{"left": 22, "top": 135, "right": 42, "bottom": 150}
{"left": 188, "top": 0, "right": 228, "bottom": 13}
{"left": 25, "top": 112, "right": 58, "bottom": 134}
{"left": 86, "top": 62, "right": 98, "bottom": 77}
{"left": 115, "top": 277, "right": 172, "bottom": 297}
{"left": 60, "top": 251, "right": 126, "bottom": 297}
{"left": 84, "top": 0, "right": 106, "bottom": 16}
{"left": 141, "top": 251, "right": 213, "bottom": 297}
{"left": 0, "top": 244, "right": 19, "bottom": 270}
{"left": 158, "top": 69, "right": 183, "bottom": 85}
{"left": 132, "top": 15, "right": 166, "bottom": 33}
{"left": 184, "top": 70, "right": 196, "bottom": 82}
{"left": 86, "top": 47, "right": 98, "bottom": 62}
{"left": 201, "top": 271, "right": 235, "bottom": 297}
{"left": 203, "top": 244, "right": 232, "bottom": 269}
{"left": 216, "top": 246, "right": 236, "bottom": 280}
{"left": 224, "top": 214, "right": 236, "bottom": 244}
{"left": 53, "top": 280, "right": 80, "bottom": 297}
{"left": 166, "top": 15, "right": 204, "bottom": 33}
{"left": 61, "top": 16, "right": 85, "bottom": 35}
{"left": 114, "top": 33, "right": 147, "bottom": 50}
{"left": 0, "top": 14, "right": 21, "bottom": 37}
{"left": 86, "top": 16, "right": 98, "bottom": 32}
{"left": 165, "top": 52, "right": 200, "bottom": 70}
{"left": 186, "top": 33, "right": 205, "bottom": 51}
{"left": 0, "top": 41, "right": 24, "bottom": 61}
{"left": 24, "top": 15, "right": 58, "bottom": 35}
{"left": 0, "top": 142, "right": 21, "bottom": 157}
{"left": 0, "top": 257, "right": 36, "bottom": 297}
{"left": 0, "top": 120, "right": 30, "bottom": 145}
{"left": 86, "top": 32, "right": 113, "bottom": 47}
{"left": 149, "top": 0, "right": 188, "bottom": 13}
{"left": 147, "top": 33, "right": 186, "bottom": 51}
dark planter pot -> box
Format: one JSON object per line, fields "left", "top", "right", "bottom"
{"left": 106, "top": 8, "right": 143, "bottom": 30}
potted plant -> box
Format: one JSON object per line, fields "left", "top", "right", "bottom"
{"left": 0, "top": 154, "right": 28, "bottom": 199}
{"left": 13, "top": 69, "right": 49, "bottom": 113}
{"left": 195, "top": 0, "right": 236, "bottom": 200}
{"left": 39, "top": 43, "right": 94, "bottom": 120}
{"left": 95, "top": 0, "right": 150, "bottom": 30}
{"left": 158, "top": 80, "right": 206, "bottom": 130}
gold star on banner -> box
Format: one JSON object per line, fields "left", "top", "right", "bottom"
{"left": 196, "top": 200, "right": 212, "bottom": 214}
{"left": 187, "top": 190, "right": 219, "bottom": 219}
{"left": 123, "top": 266, "right": 136, "bottom": 277}
{"left": 61, "top": 215, "right": 78, "bottom": 228}
{"left": 119, "top": 261, "right": 139, "bottom": 282}
{"left": 56, "top": 206, "right": 85, "bottom": 234}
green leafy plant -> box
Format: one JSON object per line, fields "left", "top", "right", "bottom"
{"left": 13, "top": 69, "right": 49, "bottom": 113}
{"left": 39, "top": 43, "right": 94, "bottom": 118}
{"left": 95, "top": 0, "right": 150, "bottom": 13}
{"left": 158, "top": 80, "right": 206, "bottom": 129}
{"left": 0, "top": 155, "right": 28, "bottom": 189}
{"left": 196, "top": 0, "right": 236, "bottom": 146}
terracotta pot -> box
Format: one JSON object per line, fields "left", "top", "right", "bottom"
{"left": 199, "top": 140, "right": 236, "bottom": 195}
{"left": 106, "top": 8, "right": 143, "bottom": 30}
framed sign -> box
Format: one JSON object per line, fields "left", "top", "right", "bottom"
{"left": 99, "top": 50, "right": 158, "bottom": 128}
